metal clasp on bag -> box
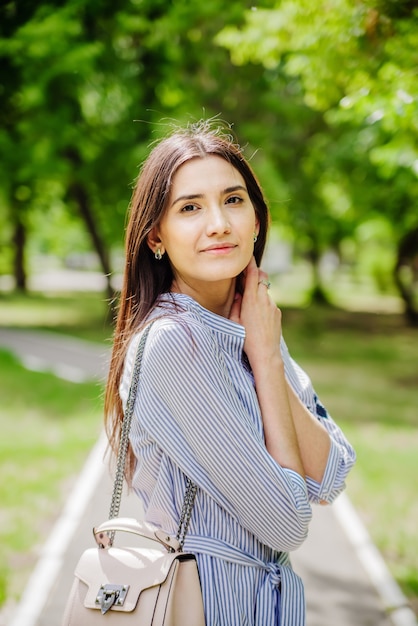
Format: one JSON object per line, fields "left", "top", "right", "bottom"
{"left": 95, "top": 584, "right": 129, "bottom": 614}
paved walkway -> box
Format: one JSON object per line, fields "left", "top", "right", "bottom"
{"left": 1, "top": 327, "right": 416, "bottom": 626}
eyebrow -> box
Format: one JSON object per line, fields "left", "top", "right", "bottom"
{"left": 170, "top": 185, "right": 248, "bottom": 208}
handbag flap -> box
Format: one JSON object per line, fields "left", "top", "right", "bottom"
{"left": 75, "top": 546, "right": 180, "bottom": 612}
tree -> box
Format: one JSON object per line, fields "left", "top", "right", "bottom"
{"left": 217, "top": 0, "right": 418, "bottom": 319}
{"left": 0, "top": 0, "right": 271, "bottom": 300}
{"left": 1, "top": 1, "right": 115, "bottom": 294}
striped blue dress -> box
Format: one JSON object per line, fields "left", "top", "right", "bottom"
{"left": 120, "top": 293, "right": 356, "bottom": 625}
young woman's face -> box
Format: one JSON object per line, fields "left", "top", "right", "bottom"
{"left": 154, "top": 155, "right": 259, "bottom": 294}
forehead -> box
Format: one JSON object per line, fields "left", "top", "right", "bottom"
{"left": 170, "top": 155, "right": 246, "bottom": 194}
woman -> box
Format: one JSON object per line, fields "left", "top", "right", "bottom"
{"left": 105, "top": 121, "right": 356, "bottom": 625}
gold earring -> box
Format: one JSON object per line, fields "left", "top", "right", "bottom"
{"left": 155, "top": 248, "right": 162, "bottom": 261}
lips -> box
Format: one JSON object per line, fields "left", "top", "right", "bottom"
{"left": 202, "top": 243, "right": 237, "bottom": 252}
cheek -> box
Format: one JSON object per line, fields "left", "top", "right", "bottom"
{"left": 245, "top": 241, "right": 254, "bottom": 261}
{"left": 240, "top": 237, "right": 255, "bottom": 268}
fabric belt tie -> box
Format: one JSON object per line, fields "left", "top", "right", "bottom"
{"left": 185, "top": 536, "right": 305, "bottom": 626}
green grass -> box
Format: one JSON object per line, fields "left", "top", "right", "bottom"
{"left": 0, "top": 289, "right": 417, "bottom": 615}
{"left": 340, "top": 423, "right": 418, "bottom": 602}
{"left": 282, "top": 306, "right": 418, "bottom": 612}
{"left": 0, "top": 291, "right": 114, "bottom": 342}
{"left": 0, "top": 348, "right": 104, "bottom": 607}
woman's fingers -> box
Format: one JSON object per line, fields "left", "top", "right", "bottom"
{"left": 243, "top": 257, "right": 270, "bottom": 295}
{"left": 243, "top": 256, "right": 260, "bottom": 293}
{"left": 229, "top": 292, "right": 242, "bottom": 324}
{"left": 239, "top": 258, "right": 282, "bottom": 364}
{"left": 257, "top": 271, "right": 270, "bottom": 291}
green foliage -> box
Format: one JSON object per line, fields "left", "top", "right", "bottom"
{"left": 217, "top": 1, "right": 418, "bottom": 312}
{"left": 1, "top": 0, "right": 418, "bottom": 318}
{"left": 0, "top": 0, "right": 273, "bottom": 277}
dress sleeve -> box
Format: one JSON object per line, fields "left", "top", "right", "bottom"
{"left": 134, "top": 319, "right": 312, "bottom": 553}
{"left": 280, "top": 338, "right": 356, "bottom": 504}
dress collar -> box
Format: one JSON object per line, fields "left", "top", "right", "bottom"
{"left": 156, "top": 293, "right": 246, "bottom": 358}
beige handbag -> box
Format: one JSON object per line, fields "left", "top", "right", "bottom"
{"left": 62, "top": 325, "right": 206, "bottom": 625}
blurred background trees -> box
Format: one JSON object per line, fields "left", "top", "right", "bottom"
{"left": 1, "top": 0, "right": 417, "bottom": 322}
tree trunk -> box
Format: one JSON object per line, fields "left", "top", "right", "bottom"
{"left": 68, "top": 180, "right": 114, "bottom": 304}
{"left": 394, "top": 228, "right": 418, "bottom": 326}
{"left": 308, "top": 244, "right": 330, "bottom": 305}
{"left": 13, "top": 213, "right": 26, "bottom": 291}
{"left": 64, "top": 147, "right": 115, "bottom": 309}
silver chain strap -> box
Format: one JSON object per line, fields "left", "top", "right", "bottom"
{"left": 108, "top": 324, "right": 152, "bottom": 522}
{"left": 107, "top": 322, "right": 197, "bottom": 550}
{"left": 176, "top": 478, "right": 197, "bottom": 550}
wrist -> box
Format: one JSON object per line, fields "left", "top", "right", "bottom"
{"left": 250, "top": 350, "right": 284, "bottom": 378}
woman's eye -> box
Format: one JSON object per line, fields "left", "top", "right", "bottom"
{"left": 181, "top": 204, "right": 198, "bottom": 212}
{"left": 226, "top": 195, "right": 242, "bottom": 205}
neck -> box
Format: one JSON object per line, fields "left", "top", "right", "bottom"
{"left": 171, "top": 278, "right": 236, "bottom": 318}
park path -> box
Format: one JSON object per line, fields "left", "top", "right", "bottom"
{"left": 0, "top": 327, "right": 415, "bottom": 626}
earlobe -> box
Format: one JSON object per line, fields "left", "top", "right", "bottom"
{"left": 146, "top": 228, "right": 164, "bottom": 256}
{"left": 254, "top": 222, "right": 260, "bottom": 242}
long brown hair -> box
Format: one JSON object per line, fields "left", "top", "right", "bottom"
{"left": 104, "top": 120, "right": 270, "bottom": 482}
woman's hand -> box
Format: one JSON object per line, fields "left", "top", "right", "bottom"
{"left": 230, "top": 258, "right": 305, "bottom": 476}
{"left": 231, "top": 258, "right": 331, "bottom": 483}
{"left": 230, "top": 256, "right": 282, "bottom": 374}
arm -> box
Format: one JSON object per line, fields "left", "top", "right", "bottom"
{"left": 250, "top": 351, "right": 305, "bottom": 478}
{"left": 230, "top": 258, "right": 331, "bottom": 482}
{"left": 285, "top": 384, "right": 331, "bottom": 484}
{"left": 282, "top": 347, "right": 356, "bottom": 504}
{"left": 253, "top": 352, "right": 332, "bottom": 483}
{"left": 133, "top": 317, "right": 312, "bottom": 553}
{"left": 230, "top": 258, "right": 355, "bottom": 502}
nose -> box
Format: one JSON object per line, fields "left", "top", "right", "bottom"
{"left": 206, "top": 204, "right": 231, "bottom": 236}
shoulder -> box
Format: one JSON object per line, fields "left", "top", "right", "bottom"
{"left": 145, "top": 312, "right": 215, "bottom": 364}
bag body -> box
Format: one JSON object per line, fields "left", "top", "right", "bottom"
{"left": 62, "top": 518, "right": 205, "bottom": 626}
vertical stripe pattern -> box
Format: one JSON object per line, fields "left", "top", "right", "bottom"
{"left": 120, "top": 293, "right": 356, "bottom": 625}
